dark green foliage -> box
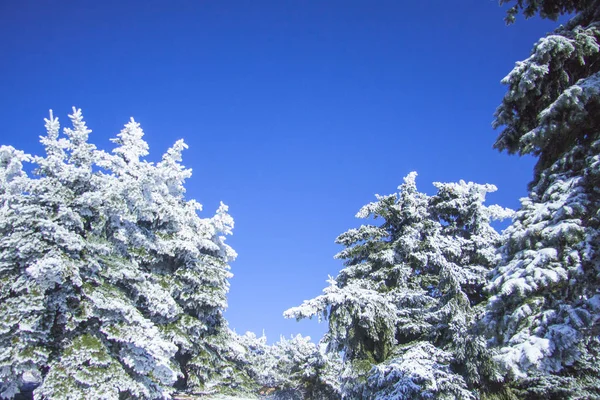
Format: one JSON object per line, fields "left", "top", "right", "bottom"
{"left": 499, "top": 0, "right": 599, "bottom": 23}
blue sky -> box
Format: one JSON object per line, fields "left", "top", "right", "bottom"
{"left": 0, "top": 1, "right": 561, "bottom": 342}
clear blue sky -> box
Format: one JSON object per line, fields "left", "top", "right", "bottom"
{"left": 0, "top": 1, "right": 561, "bottom": 342}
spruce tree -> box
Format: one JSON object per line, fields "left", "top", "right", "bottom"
{"left": 483, "top": 1, "right": 600, "bottom": 397}
{"left": 0, "top": 109, "right": 239, "bottom": 399}
{"left": 286, "top": 173, "right": 510, "bottom": 399}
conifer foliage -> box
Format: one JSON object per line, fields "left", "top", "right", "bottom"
{"left": 234, "top": 332, "right": 341, "bottom": 400}
{"left": 2, "top": 2, "right": 600, "bottom": 398}
{"left": 0, "top": 109, "right": 237, "bottom": 399}
{"left": 484, "top": 0, "right": 600, "bottom": 397}
{"left": 286, "top": 173, "right": 511, "bottom": 399}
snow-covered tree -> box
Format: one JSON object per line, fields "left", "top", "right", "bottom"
{"left": 0, "top": 109, "right": 238, "bottom": 399}
{"left": 286, "top": 173, "right": 511, "bottom": 399}
{"left": 232, "top": 332, "right": 341, "bottom": 400}
{"left": 266, "top": 334, "right": 341, "bottom": 400}
{"left": 483, "top": 1, "right": 600, "bottom": 397}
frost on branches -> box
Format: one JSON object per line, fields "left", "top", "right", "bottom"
{"left": 486, "top": 1, "right": 600, "bottom": 397}
{"left": 286, "top": 173, "right": 511, "bottom": 399}
{"left": 232, "top": 332, "right": 341, "bottom": 400}
{"left": 0, "top": 109, "right": 238, "bottom": 399}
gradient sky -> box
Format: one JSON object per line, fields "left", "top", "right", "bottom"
{"left": 0, "top": 1, "right": 563, "bottom": 342}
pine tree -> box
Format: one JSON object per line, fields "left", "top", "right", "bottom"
{"left": 286, "top": 173, "right": 510, "bottom": 399}
{"left": 0, "top": 109, "right": 238, "bottom": 399}
{"left": 483, "top": 1, "right": 600, "bottom": 397}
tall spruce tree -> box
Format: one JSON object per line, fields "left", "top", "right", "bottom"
{"left": 286, "top": 173, "right": 511, "bottom": 399}
{"left": 0, "top": 109, "right": 239, "bottom": 399}
{"left": 483, "top": 1, "right": 600, "bottom": 397}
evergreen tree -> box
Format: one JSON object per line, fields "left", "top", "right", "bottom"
{"left": 483, "top": 1, "right": 600, "bottom": 397}
{"left": 233, "top": 332, "right": 341, "bottom": 400}
{"left": 0, "top": 109, "right": 238, "bottom": 399}
{"left": 286, "top": 173, "right": 510, "bottom": 399}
